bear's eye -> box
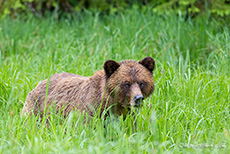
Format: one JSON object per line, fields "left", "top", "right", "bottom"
{"left": 140, "top": 82, "right": 145, "bottom": 89}
{"left": 124, "top": 82, "right": 131, "bottom": 88}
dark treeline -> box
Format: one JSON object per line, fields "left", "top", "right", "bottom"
{"left": 1, "top": 0, "right": 230, "bottom": 18}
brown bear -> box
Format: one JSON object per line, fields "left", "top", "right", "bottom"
{"left": 21, "top": 57, "right": 155, "bottom": 119}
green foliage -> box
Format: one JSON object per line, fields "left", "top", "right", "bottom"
{"left": 211, "top": 0, "right": 230, "bottom": 16}
{"left": 1, "top": 0, "right": 230, "bottom": 18}
{"left": 0, "top": 0, "right": 25, "bottom": 18}
{"left": 152, "top": 0, "right": 230, "bottom": 17}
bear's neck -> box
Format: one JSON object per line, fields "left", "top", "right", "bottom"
{"left": 87, "top": 70, "right": 130, "bottom": 118}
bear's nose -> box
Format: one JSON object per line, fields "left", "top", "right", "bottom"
{"left": 134, "top": 94, "right": 144, "bottom": 106}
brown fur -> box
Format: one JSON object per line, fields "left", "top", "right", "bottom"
{"left": 21, "top": 57, "right": 155, "bottom": 119}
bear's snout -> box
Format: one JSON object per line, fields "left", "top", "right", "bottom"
{"left": 134, "top": 94, "right": 144, "bottom": 107}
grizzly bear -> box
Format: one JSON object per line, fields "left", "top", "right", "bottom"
{"left": 21, "top": 57, "right": 155, "bottom": 119}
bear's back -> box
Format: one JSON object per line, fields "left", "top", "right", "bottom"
{"left": 22, "top": 73, "right": 88, "bottom": 116}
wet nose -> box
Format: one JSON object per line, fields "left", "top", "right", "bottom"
{"left": 134, "top": 94, "right": 144, "bottom": 105}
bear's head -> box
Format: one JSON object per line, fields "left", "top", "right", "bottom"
{"left": 104, "top": 57, "right": 155, "bottom": 108}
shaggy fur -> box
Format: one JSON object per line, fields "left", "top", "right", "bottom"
{"left": 21, "top": 57, "right": 155, "bottom": 118}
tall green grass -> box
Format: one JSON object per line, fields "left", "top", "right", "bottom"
{"left": 0, "top": 10, "right": 230, "bottom": 153}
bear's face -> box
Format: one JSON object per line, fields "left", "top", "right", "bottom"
{"left": 104, "top": 57, "right": 155, "bottom": 108}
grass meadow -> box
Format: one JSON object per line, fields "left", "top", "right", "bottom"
{"left": 0, "top": 10, "right": 230, "bottom": 153}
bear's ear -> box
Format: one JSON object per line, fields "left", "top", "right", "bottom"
{"left": 104, "top": 60, "right": 120, "bottom": 78}
{"left": 139, "top": 57, "right": 155, "bottom": 73}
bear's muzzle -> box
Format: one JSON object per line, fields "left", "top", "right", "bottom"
{"left": 134, "top": 94, "right": 144, "bottom": 107}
